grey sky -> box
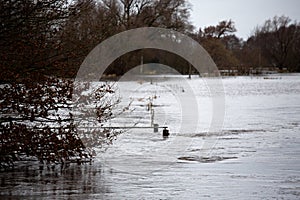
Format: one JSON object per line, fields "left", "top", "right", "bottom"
{"left": 189, "top": 0, "right": 300, "bottom": 40}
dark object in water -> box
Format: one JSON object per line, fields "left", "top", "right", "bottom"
{"left": 178, "top": 155, "right": 238, "bottom": 163}
{"left": 154, "top": 124, "right": 159, "bottom": 133}
{"left": 163, "top": 128, "right": 169, "bottom": 138}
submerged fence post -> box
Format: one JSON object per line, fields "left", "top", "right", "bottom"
{"left": 153, "top": 123, "right": 159, "bottom": 133}
{"left": 163, "top": 128, "right": 169, "bottom": 138}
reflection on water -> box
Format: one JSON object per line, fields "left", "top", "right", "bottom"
{"left": 1, "top": 74, "right": 300, "bottom": 199}
{"left": 1, "top": 163, "right": 111, "bottom": 199}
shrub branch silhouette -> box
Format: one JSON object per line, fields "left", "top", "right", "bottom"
{"left": 0, "top": 76, "right": 120, "bottom": 169}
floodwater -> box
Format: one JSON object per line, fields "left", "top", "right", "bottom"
{"left": 1, "top": 74, "right": 300, "bottom": 199}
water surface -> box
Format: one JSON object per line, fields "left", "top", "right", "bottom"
{"left": 1, "top": 74, "right": 300, "bottom": 199}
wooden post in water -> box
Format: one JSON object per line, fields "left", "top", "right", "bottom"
{"left": 188, "top": 63, "right": 192, "bottom": 79}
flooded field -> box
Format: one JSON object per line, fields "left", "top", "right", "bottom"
{"left": 1, "top": 74, "right": 300, "bottom": 199}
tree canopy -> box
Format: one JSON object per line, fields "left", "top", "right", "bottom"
{"left": 247, "top": 16, "right": 300, "bottom": 71}
{"left": 1, "top": 0, "right": 300, "bottom": 79}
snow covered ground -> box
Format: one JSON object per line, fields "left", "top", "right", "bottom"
{"left": 1, "top": 73, "right": 300, "bottom": 199}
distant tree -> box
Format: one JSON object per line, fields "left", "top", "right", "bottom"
{"left": 192, "top": 20, "right": 239, "bottom": 71}
{"left": 100, "top": 0, "right": 193, "bottom": 75}
{"left": 200, "top": 38, "right": 239, "bottom": 70}
{"left": 200, "top": 20, "right": 236, "bottom": 39}
{"left": 249, "top": 15, "right": 300, "bottom": 71}
{"left": 221, "top": 35, "right": 243, "bottom": 51}
{"left": 102, "top": 0, "right": 193, "bottom": 32}
{"left": 0, "top": 0, "right": 72, "bottom": 81}
{"left": 58, "top": 0, "right": 121, "bottom": 77}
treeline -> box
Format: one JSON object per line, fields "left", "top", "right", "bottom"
{"left": 0, "top": 0, "right": 192, "bottom": 81}
{"left": 191, "top": 16, "right": 300, "bottom": 73}
{"left": 1, "top": 0, "right": 300, "bottom": 82}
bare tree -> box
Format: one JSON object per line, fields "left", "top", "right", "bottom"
{"left": 102, "top": 0, "right": 193, "bottom": 32}
{"left": 192, "top": 20, "right": 239, "bottom": 71}
{"left": 249, "top": 16, "right": 300, "bottom": 70}
{"left": 201, "top": 20, "right": 236, "bottom": 39}
{"left": 0, "top": 0, "right": 72, "bottom": 81}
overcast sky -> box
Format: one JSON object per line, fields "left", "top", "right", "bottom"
{"left": 189, "top": 0, "right": 300, "bottom": 40}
